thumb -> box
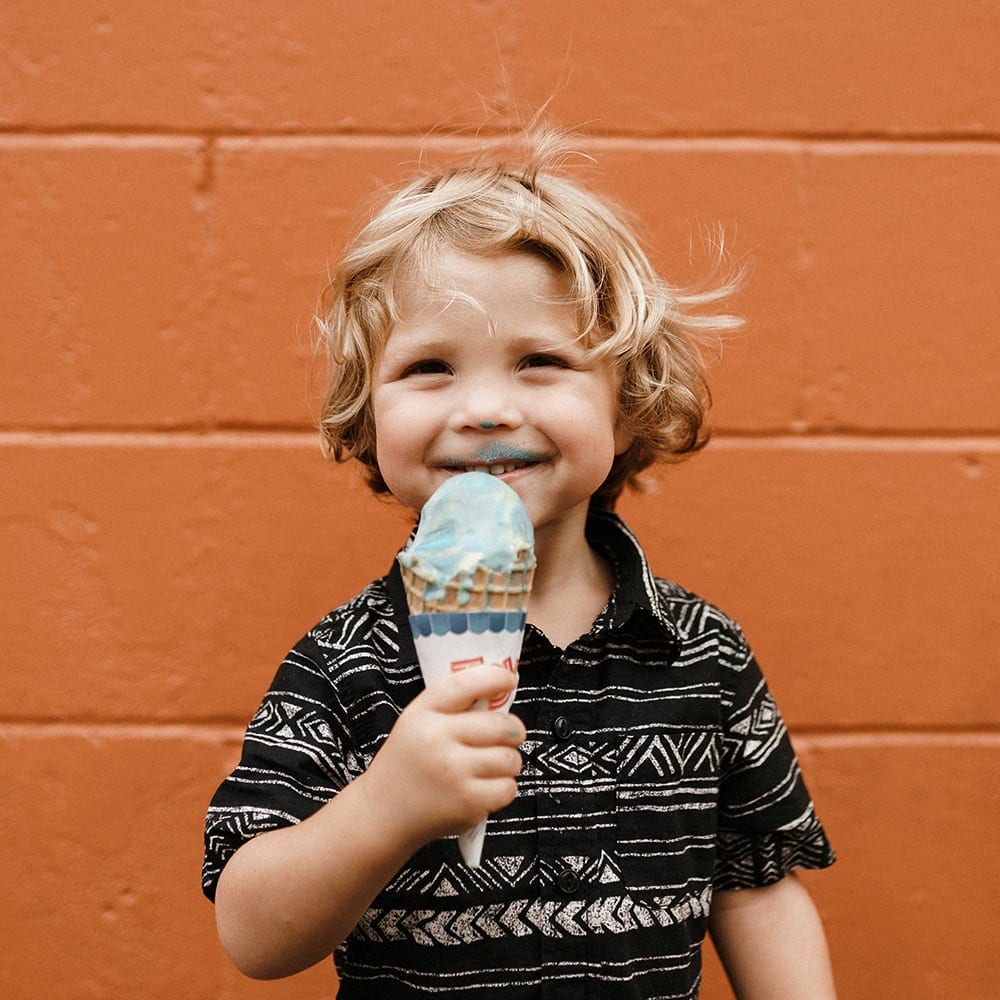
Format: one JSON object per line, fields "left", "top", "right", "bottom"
{"left": 425, "top": 662, "right": 518, "bottom": 713}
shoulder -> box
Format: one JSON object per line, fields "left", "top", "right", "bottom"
{"left": 274, "top": 573, "right": 415, "bottom": 710}
{"left": 258, "top": 573, "right": 419, "bottom": 752}
{"left": 306, "top": 574, "right": 403, "bottom": 661}
{"left": 652, "top": 576, "right": 752, "bottom": 674}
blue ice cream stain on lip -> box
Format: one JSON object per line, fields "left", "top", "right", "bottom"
{"left": 437, "top": 443, "right": 547, "bottom": 469}
{"left": 473, "top": 442, "right": 546, "bottom": 465}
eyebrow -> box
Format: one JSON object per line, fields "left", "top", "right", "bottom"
{"left": 503, "top": 328, "right": 588, "bottom": 354}
{"left": 379, "top": 329, "right": 451, "bottom": 357}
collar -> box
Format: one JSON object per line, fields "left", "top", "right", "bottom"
{"left": 385, "top": 509, "right": 679, "bottom": 664}
{"left": 387, "top": 559, "right": 419, "bottom": 665}
{"left": 585, "top": 508, "right": 679, "bottom": 642}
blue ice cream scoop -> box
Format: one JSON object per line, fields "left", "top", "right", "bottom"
{"left": 397, "top": 472, "right": 535, "bottom": 610}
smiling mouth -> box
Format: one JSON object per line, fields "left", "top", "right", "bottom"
{"left": 445, "top": 460, "right": 537, "bottom": 476}
{"left": 440, "top": 445, "right": 548, "bottom": 477}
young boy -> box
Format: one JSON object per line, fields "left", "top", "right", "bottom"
{"left": 203, "top": 135, "right": 837, "bottom": 999}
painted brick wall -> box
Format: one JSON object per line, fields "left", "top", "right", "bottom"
{"left": 3, "top": 4, "right": 998, "bottom": 997}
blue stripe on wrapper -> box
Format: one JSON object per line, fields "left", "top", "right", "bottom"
{"left": 409, "top": 611, "right": 527, "bottom": 638}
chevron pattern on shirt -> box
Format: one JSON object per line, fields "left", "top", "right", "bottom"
{"left": 355, "top": 886, "right": 714, "bottom": 946}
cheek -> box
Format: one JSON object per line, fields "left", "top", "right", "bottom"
{"left": 371, "top": 388, "right": 408, "bottom": 443}
{"left": 604, "top": 375, "right": 633, "bottom": 455}
{"left": 369, "top": 394, "right": 433, "bottom": 504}
{"left": 613, "top": 417, "right": 635, "bottom": 456}
{"left": 372, "top": 412, "right": 405, "bottom": 470}
{"left": 581, "top": 381, "right": 630, "bottom": 456}
{"left": 370, "top": 396, "right": 402, "bottom": 469}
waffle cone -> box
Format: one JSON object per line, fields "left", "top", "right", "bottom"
{"left": 401, "top": 559, "right": 534, "bottom": 614}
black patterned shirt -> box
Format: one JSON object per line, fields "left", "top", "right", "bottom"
{"left": 203, "top": 511, "right": 834, "bottom": 998}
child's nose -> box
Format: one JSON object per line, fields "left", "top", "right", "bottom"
{"left": 448, "top": 377, "right": 523, "bottom": 432}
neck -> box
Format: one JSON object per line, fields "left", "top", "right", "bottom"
{"left": 527, "top": 509, "right": 615, "bottom": 649}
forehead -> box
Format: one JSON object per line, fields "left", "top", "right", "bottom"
{"left": 392, "top": 248, "right": 576, "bottom": 327}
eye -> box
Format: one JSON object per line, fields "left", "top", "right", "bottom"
{"left": 401, "top": 359, "right": 451, "bottom": 377}
{"left": 521, "top": 353, "right": 569, "bottom": 370}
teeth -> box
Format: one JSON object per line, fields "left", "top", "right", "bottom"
{"left": 458, "top": 463, "right": 524, "bottom": 476}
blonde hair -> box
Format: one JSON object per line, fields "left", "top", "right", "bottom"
{"left": 315, "top": 132, "right": 742, "bottom": 508}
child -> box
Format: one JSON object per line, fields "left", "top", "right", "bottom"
{"left": 203, "top": 132, "right": 837, "bottom": 999}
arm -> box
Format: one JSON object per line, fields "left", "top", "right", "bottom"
{"left": 709, "top": 873, "right": 837, "bottom": 1000}
{"left": 214, "top": 663, "right": 525, "bottom": 980}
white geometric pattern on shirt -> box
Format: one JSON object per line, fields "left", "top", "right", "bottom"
{"left": 518, "top": 732, "right": 719, "bottom": 782}
{"left": 355, "top": 886, "right": 713, "bottom": 946}
{"left": 385, "top": 850, "right": 623, "bottom": 898}
{"left": 618, "top": 732, "right": 720, "bottom": 779}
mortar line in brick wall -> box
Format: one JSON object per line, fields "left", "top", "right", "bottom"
{"left": 2, "top": 127, "right": 1000, "bottom": 150}
{"left": 0, "top": 428, "right": 320, "bottom": 448}
{"left": 0, "top": 720, "right": 246, "bottom": 742}
{"left": 793, "top": 730, "right": 1000, "bottom": 749}
{"left": 204, "top": 133, "right": 1000, "bottom": 157}
{"left": 592, "top": 134, "right": 1000, "bottom": 154}
{"left": 2, "top": 429, "right": 999, "bottom": 452}
{"left": 707, "top": 432, "right": 1000, "bottom": 453}
{"left": 0, "top": 131, "right": 206, "bottom": 150}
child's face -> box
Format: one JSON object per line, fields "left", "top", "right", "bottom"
{"left": 371, "top": 249, "right": 632, "bottom": 545}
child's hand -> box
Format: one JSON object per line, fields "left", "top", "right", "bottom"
{"left": 361, "top": 664, "right": 526, "bottom": 851}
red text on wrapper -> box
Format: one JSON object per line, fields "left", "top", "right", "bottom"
{"left": 450, "top": 656, "right": 519, "bottom": 710}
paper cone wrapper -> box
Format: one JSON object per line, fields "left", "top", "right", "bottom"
{"left": 409, "top": 610, "right": 527, "bottom": 867}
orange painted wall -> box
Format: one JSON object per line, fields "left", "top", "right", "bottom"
{"left": 3, "top": 3, "right": 998, "bottom": 998}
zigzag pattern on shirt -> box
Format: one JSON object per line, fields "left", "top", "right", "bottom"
{"left": 250, "top": 696, "right": 337, "bottom": 747}
{"left": 616, "top": 732, "right": 720, "bottom": 781}
{"left": 716, "top": 819, "right": 834, "bottom": 889}
{"left": 727, "top": 691, "right": 782, "bottom": 760}
{"left": 243, "top": 694, "right": 351, "bottom": 784}
{"left": 355, "top": 885, "right": 713, "bottom": 946}
{"left": 539, "top": 851, "right": 625, "bottom": 888}
{"left": 384, "top": 851, "right": 625, "bottom": 899}
{"left": 386, "top": 854, "right": 536, "bottom": 897}
{"left": 519, "top": 738, "right": 616, "bottom": 780}
{"left": 519, "top": 733, "right": 720, "bottom": 785}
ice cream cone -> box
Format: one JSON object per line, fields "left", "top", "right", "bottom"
{"left": 400, "top": 559, "right": 534, "bottom": 614}
{"left": 397, "top": 472, "right": 535, "bottom": 867}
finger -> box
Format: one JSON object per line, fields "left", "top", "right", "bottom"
{"left": 466, "top": 774, "right": 520, "bottom": 816}
{"left": 481, "top": 775, "right": 520, "bottom": 813}
{"left": 425, "top": 663, "right": 517, "bottom": 713}
{"left": 456, "top": 710, "right": 526, "bottom": 748}
{"left": 469, "top": 745, "right": 523, "bottom": 780}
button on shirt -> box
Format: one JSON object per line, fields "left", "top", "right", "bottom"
{"left": 203, "top": 511, "right": 835, "bottom": 999}
{"left": 552, "top": 716, "right": 573, "bottom": 739}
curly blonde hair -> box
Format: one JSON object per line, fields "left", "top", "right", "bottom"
{"left": 315, "top": 132, "right": 741, "bottom": 509}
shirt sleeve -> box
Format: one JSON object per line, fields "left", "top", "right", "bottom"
{"left": 712, "top": 625, "right": 836, "bottom": 890}
{"left": 201, "top": 634, "right": 354, "bottom": 902}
